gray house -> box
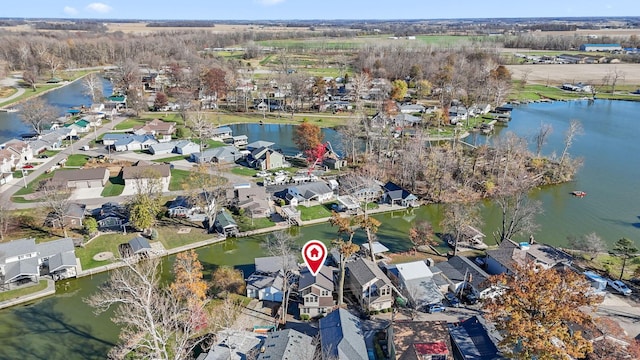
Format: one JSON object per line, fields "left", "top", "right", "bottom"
{"left": 214, "top": 210, "right": 239, "bottom": 236}
{"left": 346, "top": 257, "right": 394, "bottom": 312}
{"left": 257, "top": 329, "right": 316, "bottom": 360}
{"left": 382, "top": 181, "right": 417, "bottom": 207}
{"left": 249, "top": 147, "right": 286, "bottom": 170}
{"left": 174, "top": 140, "right": 199, "bottom": 155}
{"left": 93, "top": 202, "right": 128, "bottom": 231}
{"left": 51, "top": 168, "right": 109, "bottom": 189}
{"left": 191, "top": 146, "right": 242, "bottom": 164}
{"left": 319, "top": 308, "right": 368, "bottom": 360}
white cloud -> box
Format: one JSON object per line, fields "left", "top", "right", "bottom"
{"left": 63, "top": 6, "right": 79, "bottom": 15}
{"left": 256, "top": 0, "right": 285, "bottom": 6}
{"left": 86, "top": 2, "right": 113, "bottom": 13}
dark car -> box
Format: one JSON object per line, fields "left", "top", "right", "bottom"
{"left": 445, "top": 293, "right": 461, "bottom": 308}
{"left": 426, "top": 303, "right": 446, "bottom": 313}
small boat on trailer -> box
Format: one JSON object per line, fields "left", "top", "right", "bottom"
{"left": 571, "top": 191, "right": 587, "bottom": 197}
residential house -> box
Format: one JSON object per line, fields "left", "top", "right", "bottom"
{"left": 245, "top": 255, "right": 297, "bottom": 302}
{"left": 3, "top": 139, "right": 34, "bottom": 164}
{"left": 65, "top": 119, "right": 91, "bottom": 133}
{"left": 0, "top": 237, "right": 78, "bottom": 287}
{"left": 133, "top": 119, "right": 176, "bottom": 142}
{"left": 214, "top": 209, "right": 239, "bottom": 237}
{"left": 394, "top": 321, "right": 452, "bottom": 360}
{"left": 287, "top": 182, "right": 334, "bottom": 205}
{"left": 199, "top": 330, "right": 263, "bottom": 360}
{"left": 370, "top": 112, "right": 392, "bottom": 129}
{"left": 346, "top": 257, "right": 394, "bottom": 312}
{"left": 249, "top": 147, "right": 286, "bottom": 170}
{"left": 210, "top": 126, "right": 233, "bottom": 140}
{"left": 126, "top": 237, "right": 153, "bottom": 257}
{"left": 0, "top": 238, "right": 39, "bottom": 287}
{"left": 257, "top": 329, "right": 316, "bottom": 360}
{"left": 0, "top": 172, "right": 14, "bottom": 185}
{"left": 399, "top": 104, "right": 426, "bottom": 114}
{"left": 298, "top": 265, "right": 336, "bottom": 318}
{"left": 174, "top": 140, "right": 199, "bottom": 155}
{"left": 114, "top": 134, "right": 158, "bottom": 152}
{"left": 167, "top": 194, "right": 213, "bottom": 222}
{"left": 45, "top": 203, "right": 86, "bottom": 229}
{"left": 231, "top": 135, "right": 248, "bottom": 148}
{"left": 382, "top": 181, "right": 418, "bottom": 207}
{"left": 246, "top": 140, "right": 275, "bottom": 152}
{"left": 92, "top": 202, "right": 128, "bottom": 231}
{"left": 51, "top": 168, "right": 109, "bottom": 188}
{"left": 393, "top": 113, "right": 422, "bottom": 128}
{"left": 36, "top": 237, "right": 78, "bottom": 280}
{"left": 319, "top": 308, "right": 368, "bottom": 360}
{"left": 121, "top": 163, "right": 171, "bottom": 194}
{"left": 448, "top": 106, "right": 468, "bottom": 124}
{"left": 386, "top": 260, "right": 443, "bottom": 311}
{"left": 484, "top": 239, "right": 573, "bottom": 275}
{"left": 148, "top": 141, "right": 176, "bottom": 155}
{"left": 0, "top": 149, "right": 16, "bottom": 173}
{"left": 191, "top": 146, "right": 242, "bottom": 164}
{"left": 29, "top": 129, "right": 68, "bottom": 153}
{"left": 433, "top": 256, "right": 495, "bottom": 299}
{"left": 361, "top": 241, "right": 390, "bottom": 262}
{"left": 448, "top": 316, "right": 504, "bottom": 360}
{"left": 230, "top": 186, "right": 271, "bottom": 219}
{"left": 335, "top": 195, "right": 361, "bottom": 213}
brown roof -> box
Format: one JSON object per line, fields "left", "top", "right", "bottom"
{"left": 133, "top": 119, "right": 175, "bottom": 135}
{"left": 52, "top": 168, "right": 109, "bottom": 182}
{"left": 122, "top": 164, "right": 171, "bottom": 179}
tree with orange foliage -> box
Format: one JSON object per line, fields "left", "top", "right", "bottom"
{"left": 294, "top": 122, "right": 324, "bottom": 156}
{"left": 408, "top": 220, "right": 436, "bottom": 254}
{"left": 484, "top": 262, "right": 601, "bottom": 360}
{"left": 171, "top": 250, "right": 208, "bottom": 305}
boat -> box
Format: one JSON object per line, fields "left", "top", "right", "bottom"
{"left": 571, "top": 191, "right": 587, "bottom": 197}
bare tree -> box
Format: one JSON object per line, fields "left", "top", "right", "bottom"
{"left": 568, "top": 232, "right": 606, "bottom": 260}
{"left": 440, "top": 202, "right": 483, "bottom": 256}
{"left": 186, "top": 111, "right": 214, "bottom": 153}
{"left": 495, "top": 189, "right": 543, "bottom": 244}
{"left": 608, "top": 68, "right": 625, "bottom": 94}
{"left": 83, "top": 73, "right": 104, "bottom": 103}
{"left": 42, "top": 183, "right": 72, "bottom": 238}
{"left": 85, "top": 258, "right": 206, "bottom": 360}
{"left": 183, "top": 164, "right": 227, "bottom": 233}
{"left": 264, "top": 230, "right": 298, "bottom": 325}
{"left": 19, "top": 97, "right": 58, "bottom": 134}
{"left": 210, "top": 296, "right": 245, "bottom": 359}
{"left": 22, "top": 66, "right": 39, "bottom": 91}
{"left": 533, "top": 122, "right": 553, "bottom": 158}
{"left": 558, "top": 120, "right": 583, "bottom": 177}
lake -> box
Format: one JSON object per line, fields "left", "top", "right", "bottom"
{"left": 0, "top": 77, "right": 112, "bottom": 143}
{"left": 0, "top": 97, "right": 638, "bottom": 358}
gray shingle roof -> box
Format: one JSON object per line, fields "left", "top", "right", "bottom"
{"left": 435, "top": 256, "right": 490, "bottom": 292}
{"left": 346, "top": 257, "right": 392, "bottom": 289}
{"left": 128, "top": 237, "right": 151, "bottom": 254}
{"left": 37, "top": 237, "right": 75, "bottom": 259}
{"left": 257, "top": 329, "right": 315, "bottom": 360}
{"left": 4, "top": 257, "right": 39, "bottom": 282}
{"left": 254, "top": 255, "right": 298, "bottom": 275}
{"left": 290, "top": 182, "right": 333, "bottom": 200}
{"left": 0, "top": 238, "right": 36, "bottom": 264}
{"left": 299, "top": 265, "right": 335, "bottom": 292}
{"left": 319, "top": 308, "right": 368, "bottom": 360}
{"left": 48, "top": 251, "right": 77, "bottom": 272}
{"left": 122, "top": 164, "right": 171, "bottom": 179}
{"left": 52, "top": 168, "right": 108, "bottom": 182}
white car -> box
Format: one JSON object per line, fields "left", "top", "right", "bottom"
{"left": 608, "top": 280, "right": 632, "bottom": 296}
{"left": 255, "top": 171, "right": 269, "bottom": 178}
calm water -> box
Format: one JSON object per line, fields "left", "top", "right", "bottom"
{"left": 0, "top": 99, "right": 638, "bottom": 358}
{"left": 0, "top": 78, "right": 112, "bottom": 142}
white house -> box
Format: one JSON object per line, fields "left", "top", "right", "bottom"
{"left": 287, "top": 182, "right": 334, "bottom": 205}
{"left": 174, "top": 140, "right": 199, "bottom": 155}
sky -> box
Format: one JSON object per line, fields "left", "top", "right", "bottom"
{"left": 3, "top": 0, "right": 640, "bottom": 21}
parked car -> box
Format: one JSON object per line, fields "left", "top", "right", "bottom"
{"left": 608, "top": 280, "right": 632, "bottom": 296}
{"left": 22, "top": 164, "right": 34, "bottom": 169}
{"left": 38, "top": 154, "right": 49, "bottom": 159}
{"left": 255, "top": 171, "right": 269, "bottom": 178}
{"left": 445, "top": 293, "right": 460, "bottom": 308}
{"left": 425, "top": 303, "right": 446, "bottom": 313}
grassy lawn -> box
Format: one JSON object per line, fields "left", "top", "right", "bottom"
{"left": 299, "top": 204, "right": 333, "bottom": 221}
{"left": 192, "top": 139, "right": 227, "bottom": 149}
{"left": 0, "top": 280, "right": 49, "bottom": 302}
{"left": 75, "top": 233, "right": 132, "bottom": 270}
{"left": 40, "top": 150, "right": 61, "bottom": 157}
{"left": 156, "top": 224, "right": 213, "bottom": 249}
{"left": 101, "top": 175, "right": 125, "bottom": 197}
{"left": 0, "top": 84, "right": 61, "bottom": 107}
{"left": 234, "top": 215, "right": 276, "bottom": 232}
{"left": 139, "top": 111, "right": 347, "bottom": 129}
{"left": 169, "top": 169, "right": 191, "bottom": 191}
{"left": 230, "top": 166, "right": 259, "bottom": 177}
{"left": 152, "top": 155, "right": 189, "bottom": 163}
{"left": 13, "top": 172, "right": 54, "bottom": 196}
{"left": 64, "top": 154, "right": 90, "bottom": 167}
{"left": 113, "top": 118, "right": 146, "bottom": 130}
{"left": 573, "top": 252, "right": 640, "bottom": 281}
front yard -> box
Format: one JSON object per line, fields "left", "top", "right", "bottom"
{"left": 169, "top": 169, "right": 191, "bottom": 191}
{"left": 64, "top": 154, "right": 90, "bottom": 167}
{"left": 299, "top": 203, "right": 333, "bottom": 221}
{"left": 101, "top": 175, "right": 125, "bottom": 197}
{"left": 0, "top": 280, "right": 49, "bottom": 302}
{"left": 75, "top": 233, "right": 132, "bottom": 270}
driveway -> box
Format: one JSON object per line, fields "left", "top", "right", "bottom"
{"left": 596, "top": 293, "right": 640, "bottom": 339}
{"left": 69, "top": 187, "right": 104, "bottom": 200}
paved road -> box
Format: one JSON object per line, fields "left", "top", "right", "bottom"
{"left": 0, "top": 115, "right": 128, "bottom": 209}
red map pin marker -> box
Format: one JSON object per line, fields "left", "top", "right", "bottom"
{"left": 302, "top": 240, "right": 327, "bottom": 277}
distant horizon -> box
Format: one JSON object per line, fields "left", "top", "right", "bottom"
{"left": 2, "top": 1, "right": 640, "bottom": 22}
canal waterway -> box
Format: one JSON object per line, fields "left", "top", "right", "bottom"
{"left": 0, "top": 96, "right": 638, "bottom": 358}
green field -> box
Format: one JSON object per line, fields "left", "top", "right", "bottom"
{"left": 230, "top": 167, "right": 259, "bottom": 177}
{"left": 152, "top": 155, "right": 189, "bottom": 163}
{"left": 101, "top": 176, "right": 125, "bottom": 197}
{"left": 64, "top": 154, "right": 90, "bottom": 167}
{"left": 169, "top": 169, "right": 191, "bottom": 191}
{"left": 0, "top": 280, "right": 49, "bottom": 302}
{"left": 299, "top": 204, "right": 333, "bottom": 221}
{"left": 235, "top": 216, "right": 276, "bottom": 232}
{"left": 113, "top": 118, "right": 146, "bottom": 130}
{"left": 75, "top": 233, "right": 131, "bottom": 270}
{"left": 156, "top": 225, "right": 213, "bottom": 249}
{"left": 13, "top": 172, "right": 54, "bottom": 197}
